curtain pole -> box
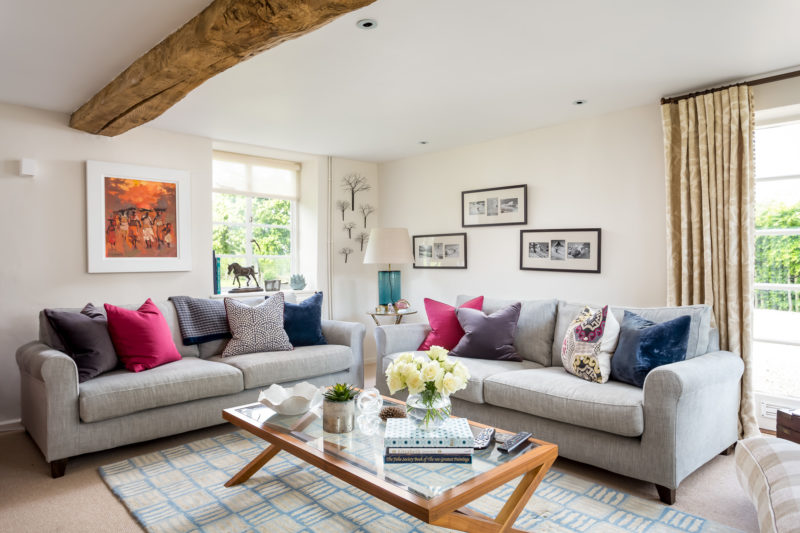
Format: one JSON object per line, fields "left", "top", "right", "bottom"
{"left": 660, "top": 68, "right": 800, "bottom": 105}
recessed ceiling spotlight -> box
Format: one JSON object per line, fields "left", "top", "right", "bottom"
{"left": 418, "top": 141, "right": 429, "bottom": 145}
{"left": 573, "top": 99, "right": 587, "bottom": 106}
{"left": 356, "top": 19, "right": 377, "bottom": 30}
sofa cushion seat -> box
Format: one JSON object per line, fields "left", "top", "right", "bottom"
{"left": 79, "top": 358, "right": 243, "bottom": 423}
{"left": 484, "top": 367, "right": 644, "bottom": 437}
{"left": 382, "top": 351, "right": 542, "bottom": 404}
{"left": 211, "top": 344, "right": 353, "bottom": 389}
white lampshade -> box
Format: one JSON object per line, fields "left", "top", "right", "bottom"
{"left": 363, "top": 228, "right": 414, "bottom": 265}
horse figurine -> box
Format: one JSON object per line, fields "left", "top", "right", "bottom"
{"left": 227, "top": 263, "right": 260, "bottom": 288}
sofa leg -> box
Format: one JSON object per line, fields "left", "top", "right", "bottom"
{"left": 720, "top": 442, "right": 736, "bottom": 456}
{"left": 655, "top": 484, "right": 676, "bottom": 505}
{"left": 50, "top": 458, "right": 68, "bottom": 478}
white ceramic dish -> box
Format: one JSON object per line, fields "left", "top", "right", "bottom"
{"left": 258, "top": 382, "right": 322, "bottom": 416}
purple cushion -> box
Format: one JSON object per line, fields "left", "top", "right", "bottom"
{"left": 449, "top": 302, "right": 522, "bottom": 361}
{"left": 44, "top": 303, "right": 119, "bottom": 382}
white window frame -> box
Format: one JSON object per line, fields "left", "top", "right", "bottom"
{"left": 754, "top": 125, "right": 800, "bottom": 346}
{"left": 212, "top": 153, "right": 299, "bottom": 285}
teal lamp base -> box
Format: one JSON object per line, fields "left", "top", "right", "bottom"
{"left": 377, "top": 270, "right": 401, "bottom": 305}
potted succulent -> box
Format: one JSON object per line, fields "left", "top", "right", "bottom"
{"left": 322, "top": 383, "right": 357, "bottom": 433}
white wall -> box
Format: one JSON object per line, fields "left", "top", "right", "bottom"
{"left": 377, "top": 104, "right": 668, "bottom": 318}
{"left": 329, "top": 158, "right": 380, "bottom": 361}
{"left": 0, "top": 103, "right": 213, "bottom": 425}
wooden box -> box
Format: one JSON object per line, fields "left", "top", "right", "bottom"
{"left": 776, "top": 409, "right": 800, "bottom": 444}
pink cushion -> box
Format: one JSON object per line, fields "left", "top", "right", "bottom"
{"left": 418, "top": 296, "right": 484, "bottom": 351}
{"left": 105, "top": 298, "right": 181, "bottom": 372}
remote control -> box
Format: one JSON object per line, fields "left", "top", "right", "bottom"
{"left": 497, "top": 431, "right": 532, "bottom": 454}
{"left": 473, "top": 427, "right": 495, "bottom": 449}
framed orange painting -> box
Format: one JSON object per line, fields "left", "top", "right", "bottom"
{"left": 86, "top": 161, "right": 191, "bottom": 272}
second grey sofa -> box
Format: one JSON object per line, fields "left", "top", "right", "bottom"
{"left": 375, "top": 295, "right": 744, "bottom": 504}
{"left": 17, "top": 297, "right": 365, "bottom": 477}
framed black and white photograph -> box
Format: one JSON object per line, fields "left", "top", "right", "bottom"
{"left": 520, "top": 228, "right": 601, "bottom": 273}
{"left": 462, "top": 184, "right": 527, "bottom": 227}
{"left": 413, "top": 233, "right": 467, "bottom": 269}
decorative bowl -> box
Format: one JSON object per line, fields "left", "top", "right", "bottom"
{"left": 258, "top": 382, "right": 322, "bottom": 416}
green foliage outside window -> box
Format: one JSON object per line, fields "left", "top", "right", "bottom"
{"left": 754, "top": 201, "right": 800, "bottom": 312}
{"left": 213, "top": 193, "right": 292, "bottom": 285}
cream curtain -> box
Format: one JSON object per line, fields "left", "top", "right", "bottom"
{"left": 661, "top": 85, "right": 759, "bottom": 438}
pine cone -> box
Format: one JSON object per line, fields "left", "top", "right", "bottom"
{"left": 380, "top": 406, "right": 406, "bottom": 421}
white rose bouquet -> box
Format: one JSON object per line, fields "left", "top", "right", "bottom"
{"left": 385, "top": 346, "right": 470, "bottom": 427}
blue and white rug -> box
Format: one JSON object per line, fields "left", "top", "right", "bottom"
{"left": 100, "top": 430, "right": 740, "bottom": 532}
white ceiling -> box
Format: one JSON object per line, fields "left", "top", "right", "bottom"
{"left": 2, "top": 0, "right": 800, "bottom": 162}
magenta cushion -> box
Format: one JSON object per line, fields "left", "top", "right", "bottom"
{"left": 418, "top": 296, "right": 484, "bottom": 351}
{"left": 105, "top": 298, "right": 181, "bottom": 372}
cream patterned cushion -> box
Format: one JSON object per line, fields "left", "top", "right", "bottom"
{"left": 222, "top": 293, "right": 292, "bottom": 357}
{"left": 736, "top": 436, "right": 800, "bottom": 533}
{"left": 560, "top": 305, "right": 620, "bottom": 383}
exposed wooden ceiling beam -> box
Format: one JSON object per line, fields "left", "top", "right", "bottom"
{"left": 69, "top": 0, "right": 377, "bottom": 136}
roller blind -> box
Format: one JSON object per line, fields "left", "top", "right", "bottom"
{"left": 212, "top": 150, "right": 300, "bottom": 200}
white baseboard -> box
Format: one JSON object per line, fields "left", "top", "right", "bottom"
{"left": 755, "top": 393, "right": 800, "bottom": 432}
{"left": 0, "top": 418, "right": 23, "bottom": 432}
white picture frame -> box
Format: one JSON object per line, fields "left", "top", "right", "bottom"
{"left": 86, "top": 160, "right": 192, "bottom": 273}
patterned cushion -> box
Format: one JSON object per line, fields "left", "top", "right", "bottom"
{"left": 560, "top": 305, "right": 620, "bottom": 383}
{"left": 222, "top": 292, "right": 292, "bottom": 357}
{"left": 736, "top": 437, "right": 800, "bottom": 533}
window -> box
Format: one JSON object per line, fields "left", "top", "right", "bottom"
{"left": 212, "top": 151, "right": 299, "bottom": 289}
{"left": 753, "top": 122, "right": 800, "bottom": 403}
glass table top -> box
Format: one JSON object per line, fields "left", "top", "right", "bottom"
{"left": 234, "top": 400, "right": 533, "bottom": 501}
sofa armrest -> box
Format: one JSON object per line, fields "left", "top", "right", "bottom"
{"left": 642, "top": 350, "right": 744, "bottom": 486}
{"left": 644, "top": 350, "right": 744, "bottom": 399}
{"left": 16, "top": 341, "right": 79, "bottom": 386}
{"left": 374, "top": 323, "right": 431, "bottom": 359}
{"left": 321, "top": 320, "right": 366, "bottom": 387}
{"left": 16, "top": 341, "right": 81, "bottom": 462}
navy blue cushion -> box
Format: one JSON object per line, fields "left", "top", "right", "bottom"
{"left": 283, "top": 292, "right": 327, "bottom": 347}
{"left": 611, "top": 311, "right": 691, "bottom": 388}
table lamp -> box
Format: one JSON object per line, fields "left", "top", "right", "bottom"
{"left": 363, "top": 228, "right": 414, "bottom": 305}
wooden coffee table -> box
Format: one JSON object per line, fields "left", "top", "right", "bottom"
{"left": 223, "top": 395, "right": 557, "bottom": 533}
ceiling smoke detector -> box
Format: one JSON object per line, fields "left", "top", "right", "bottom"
{"left": 357, "top": 19, "right": 377, "bottom": 30}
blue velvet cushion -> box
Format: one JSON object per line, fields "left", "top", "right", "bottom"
{"left": 611, "top": 311, "right": 691, "bottom": 388}
{"left": 283, "top": 292, "right": 327, "bottom": 347}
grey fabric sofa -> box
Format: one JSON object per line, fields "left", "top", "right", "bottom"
{"left": 375, "top": 295, "right": 744, "bottom": 504}
{"left": 16, "top": 297, "right": 365, "bottom": 477}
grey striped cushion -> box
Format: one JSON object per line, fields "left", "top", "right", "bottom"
{"left": 736, "top": 436, "right": 800, "bottom": 533}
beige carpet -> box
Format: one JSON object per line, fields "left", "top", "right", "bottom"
{"left": 0, "top": 363, "right": 759, "bottom": 532}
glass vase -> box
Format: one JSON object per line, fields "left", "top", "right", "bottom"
{"left": 406, "top": 392, "right": 452, "bottom": 431}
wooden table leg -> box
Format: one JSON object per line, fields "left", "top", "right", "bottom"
{"left": 224, "top": 444, "right": 281, "bottom": 487}
{"left": 432, "top": 456, "right": 555, "bottom": 533}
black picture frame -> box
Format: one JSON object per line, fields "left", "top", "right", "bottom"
{"left": 462, "top": 184, "right": 527, "bottom": 227}
{"left": 520, "top": 228, "right": 601, "bottom": 273}
{"left": 412, "top": 233, "right": 468, "bottom": 269}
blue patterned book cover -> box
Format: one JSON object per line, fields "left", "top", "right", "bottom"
{"left": 384, "top": 418, "right": 474, "bottom": 448}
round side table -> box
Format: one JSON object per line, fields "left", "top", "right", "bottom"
{"left": 367, "top": 310, "right": 417, "bottom": 325}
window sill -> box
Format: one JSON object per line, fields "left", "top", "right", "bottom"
{"left": 210, "top": 289, "right": 316, "bottom": 300}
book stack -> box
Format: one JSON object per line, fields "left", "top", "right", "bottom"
{"left": 384, "top": 417, "right": 474, "bottom": 464}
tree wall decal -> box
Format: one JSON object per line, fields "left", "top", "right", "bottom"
{"left": 343, "top": 221, "right": 356, "bottom": 239}
{"left": 355, "top": 231, "right": 369, "bottom": 251}
{"left": 339, "top": 247, "right": 353, "bottom": 263}
{"left": 336, "top": 200, "right": 350, "bottom": 221}
{"left": 359, "top": 203, "right": 375, "bottom": 228}
{"left": 342, "top": 174, "right": 370, "bottom": 211}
